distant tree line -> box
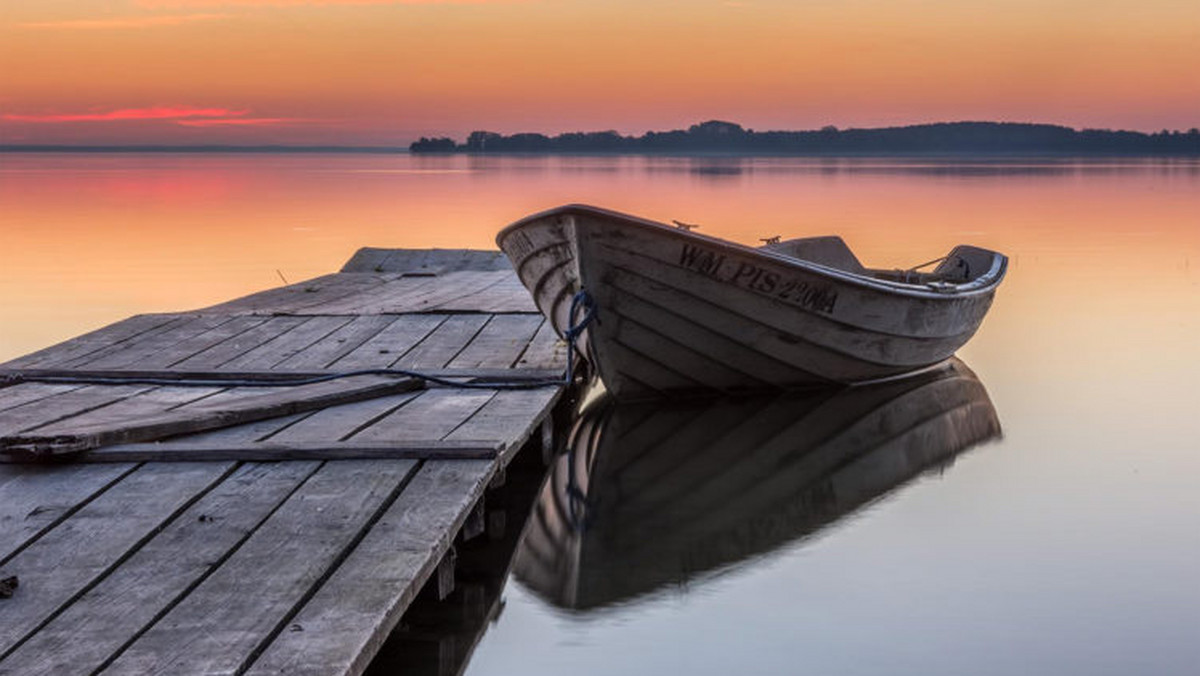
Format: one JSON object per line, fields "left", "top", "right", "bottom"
{"left": 410, "top": 120, "right": 1200, "bottom": 155}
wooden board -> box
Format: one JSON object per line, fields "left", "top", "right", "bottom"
{"left": 0, "top": 375, "right": 423, "bottom": 458}
{"left": 244, "top": 460, "right": 495, "bottom": 676}
{"left": 0, "top": 315, "right": 183, "bottom": 370}
{"left": 99, "top": 460, "right": 418, "bottom": 676}
{"left": 0, "top": 462, "right": 236, "bottom": 658}
{"left": 0, "top": 461, "right": 320, "bottom": 676}
{"left": 78, "top": 440, "right": 500, "bottom": 462}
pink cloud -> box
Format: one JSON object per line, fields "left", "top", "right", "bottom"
{"left": 3, "top": 107, "right": 249, "bottom": 123}
{"left": 18, "top": 14, "right": 230, "bottom": 30}
{"left": 176, "top": 117, "right": 298, "bottom": 127}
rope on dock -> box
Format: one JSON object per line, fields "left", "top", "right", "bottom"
{"left": 2, "top": 290, "right": 601, "bottom": 393}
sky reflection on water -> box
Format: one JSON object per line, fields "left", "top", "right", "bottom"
{"left": 2, "top": 154, "right": 1198, "bottom": 675}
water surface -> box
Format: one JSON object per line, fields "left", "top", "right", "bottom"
{"left": 2, "top": 154, "right": 1198, "bottom": 675}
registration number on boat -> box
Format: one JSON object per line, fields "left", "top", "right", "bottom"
{"left": 678, "top": 244, "right": 838, "bottom": 314}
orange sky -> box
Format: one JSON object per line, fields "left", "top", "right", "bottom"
{"left": 1, "top": 0, "right": 1198, "bottom": 145}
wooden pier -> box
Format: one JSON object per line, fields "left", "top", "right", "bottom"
{"left": 0, "top": 249, "right": 568, "bottom": 675}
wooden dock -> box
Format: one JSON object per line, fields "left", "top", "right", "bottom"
{"left": 0, "top": 249, "right": 568, "bottom": 675}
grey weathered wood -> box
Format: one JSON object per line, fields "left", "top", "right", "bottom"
{"left": 392, "top": 270, "right": 515, "bottom": 312}
{"left": 515, "top": 318, "right": 568, "bottom": 371}
{"left": 351, "top": 388, "right": 497, "bottom": 442}
{"left": 0, "top": 463, "right": 136, "bottom": 563}
{"left": 0, "top": 462, "right": 235, "bottom": 658}
{"left": 13, "top": 385, "right": 224, "bottom": 435}
{"left": 0, "top": 385, "right": 152, "bottom": 437}
{"left": 101, "top": 459, "right": 419, "bottom": 676}
{"left": 79, "top": 440, "right": 500, "bottom": 463}
{"left": 339, "top": 248, "right": 511, "bottom": 274}
{"left": 170, "top": 316, "right": 309, "bottom": 369}
{"left": 195, "top": 272, "right": 380, "bottom": 315}
{"left": 328, "top": 314, "right": 447, "bottom": 370}
{"left": 216, "top": 316, "right": 354, "bottom": 371}
{"left": 295, "top": 275, "right": 444, "bottom": 316}
{"left": 0, "top": 461, "right": 320, "bottom": 676}
{"left": 392, "top": 315, "right": 489, "bottom": 370}
{"left": 132, "top": 315, "right": 271, "bottom": 369}
{"left": 448, "top": 314, "right": 545, "bottom": 369}
{"left": 1, "top": 376, "right": 423, "bottom": 457}
{"left": 271, "top": 315, "right": 397, "bottom": 370}
{"left": 0, "top": 384, "right": 86, "bottom": 413}
{"left": 243, "top": 460, "right": 495, "bottom": 676}
{"left": 0, "top": 315, "right": 182, "bottom": 370}
{"left": 445, "top": 386, "right": 563, "bottom": 462}
{"left": 69, "top": 315, "right": 234, "bottom": 370}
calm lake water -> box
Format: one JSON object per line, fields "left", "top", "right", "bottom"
{"left": 2, "top": 154, "right": 1199, "bottom": 674}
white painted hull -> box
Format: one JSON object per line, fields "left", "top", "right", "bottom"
{"left": 498, "top": 204, "right": 1006, "bottom": 399}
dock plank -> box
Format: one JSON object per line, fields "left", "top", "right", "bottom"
{"left": 352, "top": 388, "right": 497, "bottom": 442}
{"left": 218, "top": 316, "right": 356, "bottom": 371}
{"left": 0, "top": 463, "right": 136, "bottom": 563}
{"left": 245, "top": 460, "right": 495, "bottom": 676}
{"left": 328, "top": 315, "right": 448, "bottom": 371}
{"left": 132, "top": 316, "right": 271, "bottom": 369}
{"left": 448, "top": 314, "right": 545, "bottom": 370}
{"left": 0, "top": 385, "right": 152, "bottom": 437}
{"left": 392, "top": 315, "right": 490, "bottom": 370}
{"left": 1, "top": 376, "right": 422, "bottom": 457}
{"left": 516, "top": 318, "right": 569, "bottom": 371}
{"left": 0, "top": 462, "right": 236, "bottom": 658}
{"left": 0, "top": 462, "right": 320, "bottom": 676}
{"left": 101, "top": 459, "right": 419, "bottom": 676}
{"left": 0, "top": 384, "right": 86, "bottom": 414}
{"left": 272, "top": 315, "right": 398, "bottom": 371}
{"left": 69, "top": 315, "right": 233, "bottom": 370}
{"left": 0, "top": 315, "right": 183, "bottom": 370}
{"left": 170, "top": 316, "right": 309, "bottom": 370}
{"left": 445, "top": 386, "right": 563, "bottom": 461}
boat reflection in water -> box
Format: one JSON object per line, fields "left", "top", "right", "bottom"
{"left": 513, "top": 358, "right": 1001, "bottom": 611}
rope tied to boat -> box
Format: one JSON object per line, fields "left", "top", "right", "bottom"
{"left": 563, "top": 288, "right": 598, "bottom": 387}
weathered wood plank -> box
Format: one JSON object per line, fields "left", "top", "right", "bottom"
{"left": 0, "top": 461, "right": 320, "bottom": 676}
{"left": 169, "top": 316, "right": 309, "bottom": 370}
{"left": 271, "top": 315, "right": 398, "bottom": 371}
{"left": 392, "top": 315, "right": 489, "bottom": 370}
{"left": 0, "top": 385, "right": 151, "bottom": 438}
{"left": 217, "top": 316, "right": 355, "bottom": 371}
{"left": 444, "top": 386, "right": 563, "bottom": 462}
{"left": 100, "top": 459, "right": 419, "bottom": 676}
{"left": 515, "top": 318, "right": 569, "bottom": 371}
{"left": 339, "top": 248, "right": 511, "bottom": 274}
{"left": 0, "top": 315, "right": 182, "bottom": 370}
{"left": 448, "top": 314, "right": 545, "bottom": 370}
{"left": 328, "top": 315, "right": 448, "bottom": 371}
{"left": 430, "top": 275, "right": 539, "bottom": 313}
{"left": 0, "top": 383, "right": 86, "bottom": 414}
{"left": 244, "top": 460, "right": 495, "bottom": 676}
{"left": 195, "top": 273, "right": 375, "bottom": 315}
{"left": 1, "top": 376, "right": 423, "bottom": 457}
{"left": 12, "top": 385, "right": 223, "bottom": 436}
{"left": 131, "top": 315, "right": 271, "bottom": 369}
{"left": 0, "top": 462, "right": 235, "bottom": 658}
{"left": 351, "top": 388, "right": 497, "bottom": 442}
{"left": 0, "top": 463, "right": 136, "bottom": 563}
{"left": 295, "top": 276, "right": 444, "bottom": 316}
{"left": 79, "top": 440, "right": 499, "bottom": 463}
{"left": 389, "top": 270, "right": 515, "bottom": 313}
{"left": 1, "top": 366, "right": 562, "bottom": 385}
{"left": 68, "top": 315, "right": 234, "bottom": 370}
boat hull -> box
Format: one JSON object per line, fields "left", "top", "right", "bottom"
{"left": 498, "top": 204, "right": 1006, "bottom": 399}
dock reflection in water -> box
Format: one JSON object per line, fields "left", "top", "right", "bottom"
{"left": 514, "top": 358, "right": 1001, "bottom": 611}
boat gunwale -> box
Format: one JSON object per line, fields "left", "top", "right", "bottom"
{"left": 497, "top": 203, "right": 1007, "bottom": 300}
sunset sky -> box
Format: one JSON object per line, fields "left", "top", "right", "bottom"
{"left": 1, "top": 0, "right": 1198, "bottom": 145}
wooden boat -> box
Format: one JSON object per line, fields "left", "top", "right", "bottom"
{"left": 497, "top": 204, "right": 1007, "bottom": 399}
{"left": 512, "top": 358, "right": 1000, "bottom": 611}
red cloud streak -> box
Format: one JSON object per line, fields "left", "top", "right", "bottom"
{"left": 176, "top": 117, "right": 295, "bottom": 126}
{"left": 3, "top": 107, "right": 248, "bottom": 123}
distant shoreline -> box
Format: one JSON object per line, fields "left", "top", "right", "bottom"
{"left": 410, "top": 120, "right": 1200, "bottom": 156}
{"left": 0, "top": 145, "right": 408, "bottom": 154}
